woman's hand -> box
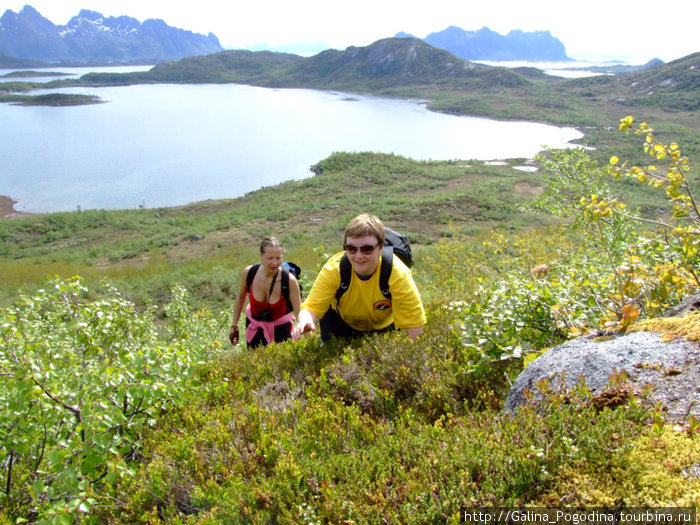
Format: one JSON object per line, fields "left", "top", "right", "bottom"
{"left": 229, "top": 326, "right": 240, "bottom": 345}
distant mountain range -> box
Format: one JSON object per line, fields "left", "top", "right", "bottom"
{"left": 0, "top": 5, "right": 222, "bottom": 64}
{"left": 0, "top": 5, "right": 573, "bottom": 66}
{"left": 397, "top": 26, "right": 570, "bottom": 62}
{"left": 252, "top": 27, "right": 572, "bottom": 61}
{"left": 0, "top": 4, "right": 667, "bottom": 71}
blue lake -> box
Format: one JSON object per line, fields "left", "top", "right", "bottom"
{"left": 0, "top": 70, "right": 583, "bottom": 213}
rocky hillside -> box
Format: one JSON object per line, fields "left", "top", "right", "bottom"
{"left": 564, "top": 52, "right": 700, "bottom": 110}
{"left": 0, "top": 5, "right": 222, "bottom": 64}
{"left": 117, "top": 37, "right": 530, "bottom": 91}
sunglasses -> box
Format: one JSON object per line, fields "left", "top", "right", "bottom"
{"left": 344, "top": 242, "right": 379, "bottom": 255}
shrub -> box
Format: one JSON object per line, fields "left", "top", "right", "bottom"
{"left": 91, "top": 356, "right": 658, "bottom": 524}
{"left": 446, "top": 120, "right": 698, "bottom": 372}
{"left": 0, "top": 277, "right": 224, "bottom": 522}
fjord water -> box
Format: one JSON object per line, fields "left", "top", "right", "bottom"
{"left": 0, "top": 81, "right": 582, "bottom": 213}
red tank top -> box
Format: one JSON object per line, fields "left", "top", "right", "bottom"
{"left": 248, "top": 288, "right": 288, "bottom": 320}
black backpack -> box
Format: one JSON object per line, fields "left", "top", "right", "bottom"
{"left": 384, "top": 228, "right": 413, "bottom": 268}
{"left": 246, "top": 262, "right": 301, "bottom": 313}
{"left": 335, "top": 227, "right": 413, "bottom": 302}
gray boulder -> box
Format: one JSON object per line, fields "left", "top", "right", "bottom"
{"left": 503, "top": 331, "right": 700, "bottom": 417}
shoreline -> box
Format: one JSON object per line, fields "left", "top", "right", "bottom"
{"left": 0, "top": 195, "right": 32, "bottom": 218}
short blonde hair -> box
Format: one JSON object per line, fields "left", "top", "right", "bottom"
{"left": 344, "top": 214, "right": 385, "bottom": 245}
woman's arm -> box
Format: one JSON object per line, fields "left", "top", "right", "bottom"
{"left": 230, "top": 266, "right": 251, "bottom": 344}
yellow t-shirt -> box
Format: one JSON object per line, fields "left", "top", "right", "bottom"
{"left": 302, "top": 252, "right": 426, "bottom": 332}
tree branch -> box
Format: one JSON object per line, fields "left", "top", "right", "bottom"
{"left": 32, "top": 377, "right": 82, "bottom": 422}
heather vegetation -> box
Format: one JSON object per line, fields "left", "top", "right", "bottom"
{"left": 1, "top": 117, "right": 699, "bottom": 523}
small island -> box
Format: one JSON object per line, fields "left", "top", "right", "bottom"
{"left": 0, "top": 70, "right": 73, "bottom": 79}
{"left": 0, "top": 70, "right": 102, "bottom": 106}
{"left": 0, "top": 92, "right": 103, "bottom": 106}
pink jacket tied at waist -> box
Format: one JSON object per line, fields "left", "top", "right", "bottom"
{"left": 245, "top": 304, "right": 297, "bottom": 344}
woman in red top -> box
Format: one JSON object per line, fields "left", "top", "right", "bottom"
{"left": 229, "top": 237, "right": 302, "bottom": 348}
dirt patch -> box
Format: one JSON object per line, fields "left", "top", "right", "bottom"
{"left": 440, "top": 172, "right": 479, "bottom": 192}
{"left": 166, "top": 229, "right": 247, "bottom": 261}
{"left": 513, "top": 181, "right": 543, "bottom": 197}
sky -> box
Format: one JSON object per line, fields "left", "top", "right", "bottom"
{"left": 2, "top": 0, "right": 699, "bottom": 63}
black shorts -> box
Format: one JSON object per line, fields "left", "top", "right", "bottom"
{"left": 245, "top": 318, "right": 292, "bottom": 348}
{"left": 319, "top": 308, "right": 395, "bottom": 342}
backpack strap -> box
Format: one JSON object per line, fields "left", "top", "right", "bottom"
{"left": 246, "top": 263, "right": 260, "bottom": 292}
{"left": 335, "top": 253, "right": 352, "bottom": 302}
{"left": 280, "top": 264, "right": 292, "bottom": 313}
{"left": 335, "top": 247, "right": 393, "bottom": 302}
{"left": 378, "top": 246, "right": 393, "bottom": 300}
{"left": 247, "top": 262, "right": 292, "bottom": 313}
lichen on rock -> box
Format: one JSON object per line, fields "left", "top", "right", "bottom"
{"left": 632, "top": 311, "right": 700, "bottom": 342}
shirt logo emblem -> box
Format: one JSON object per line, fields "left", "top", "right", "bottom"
{"left": 374, "top": 300, "right": 392, "bottom": 311}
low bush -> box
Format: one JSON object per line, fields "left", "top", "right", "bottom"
{"left": 88, "top": 351, "right": 668, "bottom": 524}
{"left": 0, "top": 278, "right": 226, "bottom": 522}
